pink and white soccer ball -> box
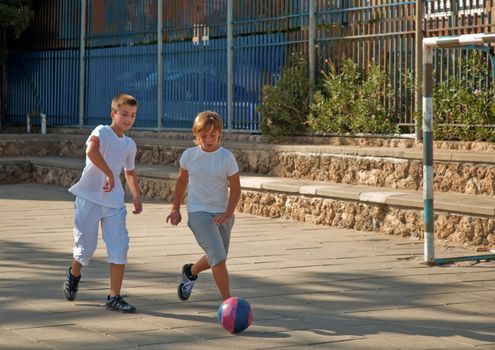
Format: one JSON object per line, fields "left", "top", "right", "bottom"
{"left": 217, "top": 296, "right": 253, "bottom": 333}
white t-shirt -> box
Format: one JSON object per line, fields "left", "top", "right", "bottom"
{"left": 180, "top": 146, "right": 239, "bottom": 213}
{"left": 69, "top": 125, "right": 137, "bottom": 208}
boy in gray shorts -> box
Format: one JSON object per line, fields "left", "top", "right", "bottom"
{"left": 166, "top": 111, "right": 241, "bottom": 301}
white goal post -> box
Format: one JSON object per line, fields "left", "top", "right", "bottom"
{"left": 422, "top": 33, "right": 495, "bottom": 265}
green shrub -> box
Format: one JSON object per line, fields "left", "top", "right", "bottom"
{"left": 308, "top": 59, "right": 398, "bottom": 135}
{"left": 256, "top": 55, "right": 311, "bottom": 140}
{"left": 433, "top": 52, "right": 495, "bottom": 142}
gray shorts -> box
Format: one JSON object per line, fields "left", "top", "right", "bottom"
{"left": 187, "top": 211, "right": 235, "bottom": 267}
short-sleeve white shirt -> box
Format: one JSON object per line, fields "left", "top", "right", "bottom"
{"left": 69, "top": 125, "right": 137, "bottom": 208}
{"left": 180, "top": 146, "right": 239, "bottom": 213}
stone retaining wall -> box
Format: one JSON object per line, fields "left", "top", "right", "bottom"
{"left": 30, "top": 165, "right": 176, "bottom": 202}
{"left": 238, "top": 190, "right": 495, "bottom": 249}
{"left": 0, "top": 139, "right": 84, "bottom": 158}
{"left": 3, "top": 138, "right": 493, "bottom": 196}
{"left": 272, "top": 153, "right": 495, "bottom": 196}
{"left": 4, "top": 126, "right": 495, "bottom": 151}
{"left": 0, "top": 163, "right": 33, "bottom": 183}
{"left": 1, "top": 162, "right": 493, "bottom": 249}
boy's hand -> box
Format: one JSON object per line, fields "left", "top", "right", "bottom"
{"left": 103, "top": 175, "right": 115, "bottom": 192}
{"left": 166, "top": 209, "right": 181, "bottom": 226}
{"left": 213, "top": 213, "right": 232, "bottom": 225}
{"left": 132, "top": 197, "right": 142, "bottom": 214}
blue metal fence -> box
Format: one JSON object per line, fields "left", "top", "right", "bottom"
{"left": 84, "top": 45, "right": 157, "bottom": 127}
{"left": 163, "top": 38, "right": 228, "bottom": 129}
{"left": 7, "top": 50, "right": 80, "bottom": 125}
{"left": 7, "top": 0, "right": 495, "bottom": 131}
{"left": 233, "top": 33, "right": 287, "bottom": 130}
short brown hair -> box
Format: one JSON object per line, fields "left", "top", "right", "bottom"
{"left": 192, "top": 111, "right": 223, "bottom": 145}
{"left": 111, "top": 93, "right": 138, "bottom": 111}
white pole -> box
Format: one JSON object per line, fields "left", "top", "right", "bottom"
{"left": 26, "top": 113, "right": 31, "bottom": 133}
{"left": 41, "top": 113, "right": 46, "bottom": 134}
{"left": 422, "top": 44, "right": 434, "bottom": 263}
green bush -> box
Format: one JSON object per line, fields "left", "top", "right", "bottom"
{"left": 257, "top": 52, "right": 495, "bottom": 142}
{"left": 308, "top": 59, "right": 398, "bottom": 135}
{"left": 256, "top": 55, "right": 311, "bottom": 140}
{"left": 433, "top": 52, "right": 495, "bottom": 142}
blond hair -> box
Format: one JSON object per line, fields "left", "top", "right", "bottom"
{"left": 111, "top": 93, "right": 138, "bottom": 111}
{"left": 192, "top": 111, "right": 223, "bottom": 145}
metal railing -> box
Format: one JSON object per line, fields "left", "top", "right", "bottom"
{"left": 7, "top": 0, "right": 495, "bottom": 132}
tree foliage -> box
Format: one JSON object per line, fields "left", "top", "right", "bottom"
{"left": 256, "top": 55, "right": 311, "bottom": 140}
{"left": 0, "top": 0, "right": 33, "bottom": 126}
{"left": 0, "top": 0, "right": 33, "bottom": 39}
{"left": 308, "top": 59, "right": 398, "bottom": 135}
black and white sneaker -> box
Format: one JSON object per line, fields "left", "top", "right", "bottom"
{"left": 105, "top": 295, "right": 136, "bottom": 313}
{"left": 63, "top": 267, "right": 81, "bottom": 301}
{"left": 178, "top": 263, "right": 197, "bottom": 301}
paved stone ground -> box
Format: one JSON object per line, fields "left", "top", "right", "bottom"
{"left": 0, "top": 183, "right": 494, "bottom": 350}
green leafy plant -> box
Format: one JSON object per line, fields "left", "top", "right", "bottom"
{"left": 257, "top": 55, "right": 311, "bottom": 140}
{"left": 308, "top": 58, "right": 398, "bottom": 135}
{"left": 0, "top": 0, "right": 34, "bottom": 126}
{"left": 0, "top": 0, "right": 33, "bottom": 39}
{"left": 433, "top": 51, "right": 495, "bottom": 142}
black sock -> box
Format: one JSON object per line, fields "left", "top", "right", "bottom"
{"left": 186, "top": 264, "right": 197, "bottom": 280}
{"left": 68, "top": 267, "right": 81, "bottom": 280}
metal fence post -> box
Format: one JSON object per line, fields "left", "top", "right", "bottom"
{"left": 309, "top": 0, "right": 316, "bottom": 104}
{"left": 157, "top": 0, "right": 163, "bottom": 130}
{"left": 415, "top": 0, "right": 423, "bottom": 140}
{"left": 423, "top": 44, "right": 434, "bottom": 263}
{"left": 227, "top": 0, "right": 233, "bottom": 132}
{"left": 78, "top": 0, "right": 86, "bottom": 128}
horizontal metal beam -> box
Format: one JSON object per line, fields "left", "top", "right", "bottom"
{"left": 431, "top": 254, "right": 495, "bottom": 266}
{"left": 424, "top": 33, "right": 495, "bottom": 48}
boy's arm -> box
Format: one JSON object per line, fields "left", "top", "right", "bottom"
{"left": 213, "top": 171, "right": 241, "bottom": 224}
{"left": 86, "top": 135, "right": 115, "bottom": 192}
{"left": 166, "top": 167, "right": 188, "bottom": 226}
{"left": 124, "top": 169, "right": 142, "bottom": 214}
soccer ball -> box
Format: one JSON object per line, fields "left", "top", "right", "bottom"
{"left": 217, "top": 296, "right": 253, "bottom": 333}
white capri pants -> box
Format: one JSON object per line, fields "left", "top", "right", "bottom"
{"left": 73, "top": 196, "right": 129, "bottom": 266}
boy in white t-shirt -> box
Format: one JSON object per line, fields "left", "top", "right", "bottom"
{"left": 64, "top": 94, "right": 142, "bottom": 313}
{"left": 166, "top": 111, "right": 241, "bottom": 301}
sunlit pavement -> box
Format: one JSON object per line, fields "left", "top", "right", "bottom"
{"left": 1, "top": 183, "right": 494, "bottom": 349}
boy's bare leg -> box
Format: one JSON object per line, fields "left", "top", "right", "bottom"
{"left": 191, "top": 255, "right": 210, "bottom": 276}
{"left": 211, "top": 260, "right": 231, "bottom": 300}
{"left": 109, "top": 263, "right": 125, "bottom": 296}
{"left": 70, "top": 259, "right": 83, "bottom": 276}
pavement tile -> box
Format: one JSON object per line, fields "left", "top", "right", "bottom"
{"left": 12, "top": 323, "right": 104, "bottom": 342}
{"left": 0, "top": 330, "right": 53, "bottom": 349}
{"left": 1, "top": 183, "right": 494, "bottom": 350}
{"left": 39, "top": 334, "right": 137, "bottom": 350}
{"left": 101, "top": 328, "right": 196, "bottom": 347}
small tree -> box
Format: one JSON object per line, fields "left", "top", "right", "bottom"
{"left": 256, "top": 55, "right": 311, "bottom": 141}
{"left": 0, "top": 0, "right": 34, "bottom": 128}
